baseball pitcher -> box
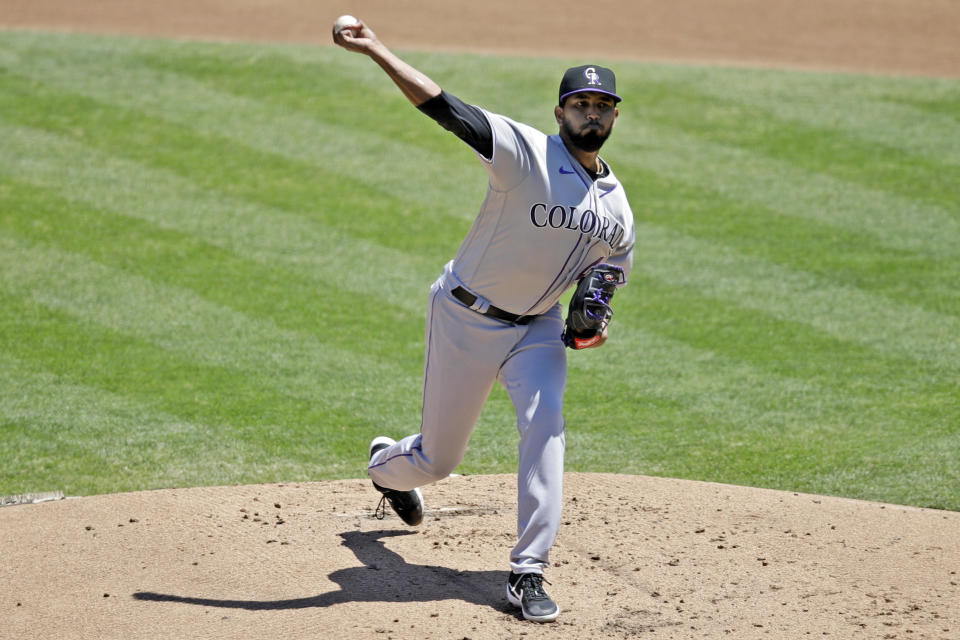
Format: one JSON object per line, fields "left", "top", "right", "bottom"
{"left": 333, "top": 18, "right": 634, "bottom": 623}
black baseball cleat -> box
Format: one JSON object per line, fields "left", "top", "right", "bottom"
{"left": 368, "top": 436, "right": 424, "bottom": 526}
{"left": 506, "top": 572, "right": 560, "bottom": 622}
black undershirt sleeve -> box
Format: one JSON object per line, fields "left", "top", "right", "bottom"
{"left": 417, "top": 91, "right": 494, "bottom": 160}
{"left": 418, "top": 91, "right": 609, "bottom": 180}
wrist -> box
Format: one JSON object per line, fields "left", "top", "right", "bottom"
{"left": 368, "top": 41, "right": 394, "bottom": 64}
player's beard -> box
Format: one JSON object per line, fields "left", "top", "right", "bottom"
{"left": 561, "top": 117, "right": 611, "bottom": 153}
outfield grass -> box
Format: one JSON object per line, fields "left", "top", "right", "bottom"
{"left": 1, "top": 31, "right": 957, "bottom": 509}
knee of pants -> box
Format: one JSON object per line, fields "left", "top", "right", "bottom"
{"left": 518, "top": 393, "right": 565, "bottom": 436}
{"left": 416, "top": 448, "right": 465, "bottom": 482}
{"left": 427, "top": 461, "right": 459, "bottom": 482}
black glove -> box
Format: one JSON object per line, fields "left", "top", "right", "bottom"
{"left": 561, "top": 263, "right": 626, "bottom": 350}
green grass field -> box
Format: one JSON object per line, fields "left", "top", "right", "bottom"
{"left": 1, "top": 31, "right": 957, "bottom": 509}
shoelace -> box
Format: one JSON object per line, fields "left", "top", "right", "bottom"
{"left": 520, "top": 574, "right": 551, "bottom": 600}
{"left": 375, "top": 490, "right": 415, "bottom": 520}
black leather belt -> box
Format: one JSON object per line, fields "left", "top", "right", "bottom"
{"left": 451, "top": 286, "right": 534, "bottom": 325}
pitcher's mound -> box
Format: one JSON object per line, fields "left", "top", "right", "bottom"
{"left": 2, "top": 473, "right": 957, "bottom": 639}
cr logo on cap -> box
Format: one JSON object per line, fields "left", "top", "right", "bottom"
{"left": 584, "top": 67, "right": 601, "bottom": 86}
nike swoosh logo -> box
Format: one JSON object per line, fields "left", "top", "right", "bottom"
{"left": 558, "top": 166, "right": 577, "bottom": 175}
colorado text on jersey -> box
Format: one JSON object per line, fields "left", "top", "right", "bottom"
{"left": 528, "top": 203, "right": 627, "bottom": 249}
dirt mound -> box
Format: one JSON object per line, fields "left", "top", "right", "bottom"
{"left": 2, "top": 474, "right": 958, "bottom": 639}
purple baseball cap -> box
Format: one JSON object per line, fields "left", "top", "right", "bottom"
{"left": 559, "top": 65, "right": 621, "bottom": 105}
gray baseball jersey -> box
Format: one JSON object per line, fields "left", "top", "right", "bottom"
{"left": 452, "top": 109, "right": 634, "bottom": 315}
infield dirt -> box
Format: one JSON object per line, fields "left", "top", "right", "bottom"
{"left": 1, "top": 1, "right": 958, "bottom": 639}
{"left": 3, "top": 0, "right": 960, "bottom": 76}
{"left": 3, "top": 475, "right": 959, "bottom": 639}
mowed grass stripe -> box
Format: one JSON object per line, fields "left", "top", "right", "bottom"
{"left": 135, "top": 47, "right": 482, "bottom": 157}
{"left": 633, "top": 77, "right": 958, "bottom": 210}
{"left": 624, "top": 167, "right": 958, "bottom": 317}
{"left": 615, "top": 123, "right": 958, "bottom": 260}
{"left": 0, "top": 68, "right": 468, "bottom": 260}
{"left": 812, "top": 427, "right": 960, "bottom": 510}
{"left": 0, "top": 175, "right": 425, "bottom": 359}
{"left": 642, "top": 65, "right": 960, "bottom": 167}
{"left": 632, "top": 223, "right": 959, "bottom": 372}
{"left": 0, "top": 282, "right": 420, "bottom": 492}
{"left": 0, "top": 122, "right": 438, "bottom": 311}
{"left": 0, "top": 354, "right": 262, "bottom": 495}
{"left": 612, "top": 274, "right": 951, "bottom": 400}
{"left": 582, "top": 294, "right": 950, "bottom": 439}
{"left": 0, "top": 35, "right": 484, "bottom": 225}
{"left": 0, "top": 234, "right": 425, "bottom": 433}
{"left": 565, "top": 320, "right": 958, "bottom": 509}
{"left": 565, "top": 419, "right": 960, "bottom": 510}
{"left": 0, "top": 308, "right": 370, "bottom": 493}
{"left": 0, "top": 29, "right": 562, "bottom": 153}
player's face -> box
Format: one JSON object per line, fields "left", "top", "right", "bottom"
{"left": 556, "top": 92, "right": 619, "bottom": 153}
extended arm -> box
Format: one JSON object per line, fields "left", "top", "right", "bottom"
{"left": 332, "top": 21, "right": 441, "bottom": 106}
{"left": 333, "top": 20, "right": 493, "bottom": 158}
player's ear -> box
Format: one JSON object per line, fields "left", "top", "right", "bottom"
{"left": 554, "top": 104, "right": 563, "bottom": 125}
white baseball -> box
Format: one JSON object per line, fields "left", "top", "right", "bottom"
{"left": 333, "top": 15, "right": 360, "bottom": 35}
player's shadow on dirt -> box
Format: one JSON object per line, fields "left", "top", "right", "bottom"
{"left": 133, "top": 529, "right": 509, "bottom": 612}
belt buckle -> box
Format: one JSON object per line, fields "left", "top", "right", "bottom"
{"left": 470, "top": 298, "right": 491, "bottom": 314}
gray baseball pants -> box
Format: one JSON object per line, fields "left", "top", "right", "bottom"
{"left": 368, "top": 269, "right": 567, "bottom": 574}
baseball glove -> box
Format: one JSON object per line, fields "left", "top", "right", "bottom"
{"left": 561, "top": 263, "right": 626, "bottom": 350}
